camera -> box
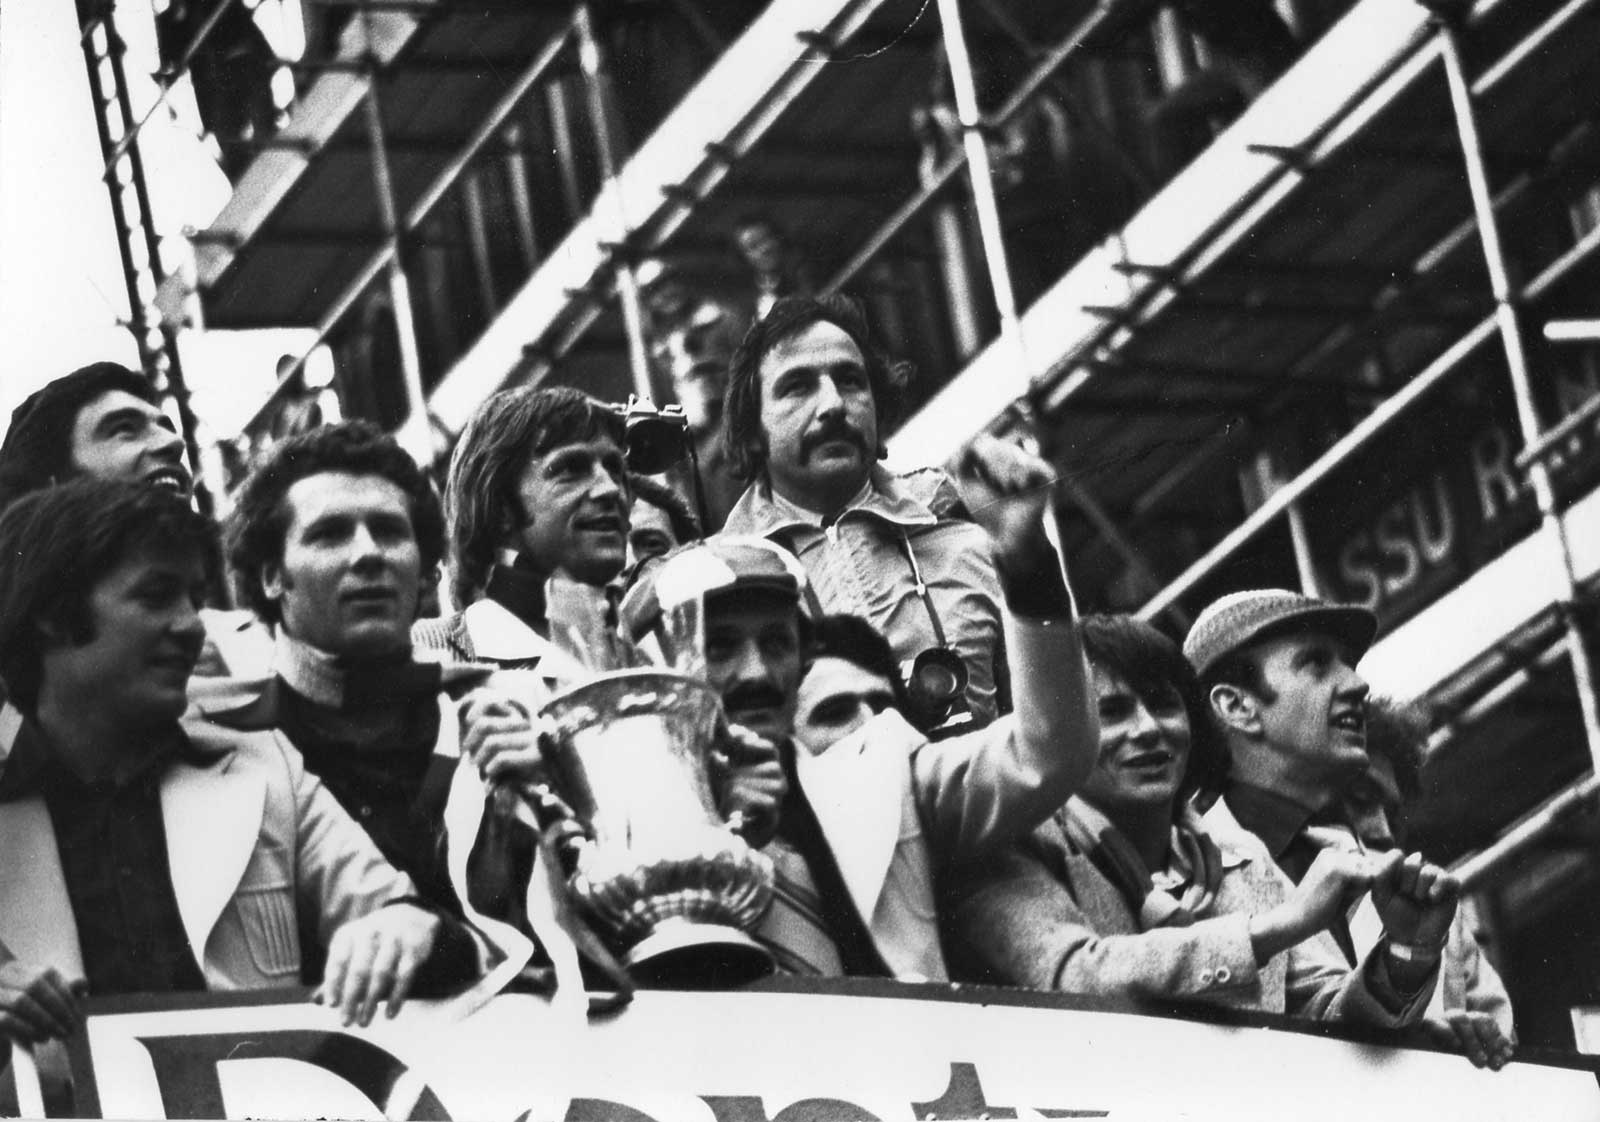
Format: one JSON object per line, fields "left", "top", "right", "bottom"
{"left": 900, "top": 647, "right": 975, "bottom": 739}
{"left": 609, "top": 397, "right": 690, "bottom": 474}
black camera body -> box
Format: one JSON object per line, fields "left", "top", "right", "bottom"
{"left": 900, "top": 646, "right": 976, "bottom": 740}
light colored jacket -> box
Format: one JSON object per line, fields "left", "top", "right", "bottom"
{"left": 947, "top": 799, "right": 1434, "bottom": 1026}
{"left": 790, "top": 613, "right": 1097, "bottom": 981}
{"left": 0, "top": 716, "right": 418, "bottom": 991}
{"left": 721, "top": 467, "right": 1004, "bottom": 724}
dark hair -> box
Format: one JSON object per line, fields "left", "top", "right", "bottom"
{"left": 225, "top": 421, "right": 443, "bottom": 624}
{"left": 811, "top": 613, "right": 912, "bottom": 715}
{"left": 1201, "top": 647, "right": 1276, "bottom": 706}
{"left": 1364, "top": 695, "right": 1429, "bottom": 804}
{"left": 1082, "top": 613, "right": 1231, "bottom": 803}
{"left": 0, "top": 362, "right": 161, "bottom": 509}
{"left": 722, "top": 294, "right": 908, "bottom": 483}
{"left": 627, "top": 472, "right": 701, "bottom": 546}
{"left": 0, "top": 479, "right": 217, "bottom": 710}
{"left": 443, "top": 386, "right": 625, "bottom": 606}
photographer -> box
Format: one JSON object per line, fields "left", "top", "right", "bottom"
{"left": 720, "top": 295, "right": 1032, "bottom": 733}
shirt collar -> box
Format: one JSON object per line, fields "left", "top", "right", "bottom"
{"left": 724, "top": 465, "right": 941, "bottom": 538}
{"left": 0, "top": 716, "right": 206, "bottom": 802}
{"left": 272, "top": 631, "right": 439, "bottom": 710}
{"left": 1221, "top": 781, "right": 1321, "bottom": 860}
{"left": 485, "top": 552, "right": 549, "bottom": 630}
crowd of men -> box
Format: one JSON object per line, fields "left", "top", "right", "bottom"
{"left": 0, "top": 293, "right": 1518, "bottom": 1103}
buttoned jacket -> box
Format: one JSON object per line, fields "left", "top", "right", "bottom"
{"left": 946, "top": 800, "right": 1432, "bottom": 1026}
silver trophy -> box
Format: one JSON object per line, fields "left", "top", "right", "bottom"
{"left": 537, "top": 668, "right": 776, "bottom": 986}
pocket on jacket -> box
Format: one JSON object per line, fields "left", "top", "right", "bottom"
{"left": 234, "top": 885, "right": 301, "bottom": 978}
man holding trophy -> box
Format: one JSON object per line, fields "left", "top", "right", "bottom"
{"left": 614, "top": 447, "right": 1098, "bottom": 979}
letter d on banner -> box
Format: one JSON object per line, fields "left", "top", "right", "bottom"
{"left": 134, "top": 1030, "right": 450, "bottom": 1120}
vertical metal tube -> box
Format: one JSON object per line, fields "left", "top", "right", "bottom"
{"left": 936, "top": 0, "right": 1173, "bottom": 616}
{"left": 1441, "top": 25, "right": 1600, "bottom": 773}
{"left": 461, "top": 170, "right": 499, "bottom": 316}
{"left": 502, "top": 123, "right": 540, "bottom": 268}
{"left": 1285, "top": 501, "right": 1321, "bottom": 596}
{"left": 934, "top": 0, "right": 1025, "bottom": 357}
{"left": 362, "top": 69, "right": 432, "bottom": 462}
{"left": 574, "top": 2, "right": 654, "bottom": 402}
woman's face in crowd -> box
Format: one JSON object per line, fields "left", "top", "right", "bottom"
{"left": 1080, "top": 660, "right": 1191, "bottom": 821}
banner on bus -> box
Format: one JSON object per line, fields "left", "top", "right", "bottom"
{"left": 48, "top": 983, "right": 1600, "bottom": 1121}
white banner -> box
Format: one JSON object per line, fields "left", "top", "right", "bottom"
{"left": 47, "top": 982, "right": 1600, "bottom": 1121}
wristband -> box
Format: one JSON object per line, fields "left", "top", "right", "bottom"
{"left": 1384, "top": 939, "right": 1444, "bottom": 964}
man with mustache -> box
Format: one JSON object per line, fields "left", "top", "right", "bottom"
{"left": 720, "top": 295, "right": 1037, "bottom": 733}
{"left": 0, "top": 482, "right": 480, "bottom": 1104}
{"left": 621, "top": 454, "right": 1098, "bottom": 979}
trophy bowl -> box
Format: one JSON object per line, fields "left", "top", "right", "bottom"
{"left": 537, "top": 668, "right": 776, "bottom": 987}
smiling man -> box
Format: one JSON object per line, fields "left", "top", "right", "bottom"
{"left": 414, "top": 386, "right": 633, "bottom": 682}
{"left": 720, "top": 295, "right": 1036, "bottom": 734}
{"left": 0, "top": 363, "right": 192, "bottom": 509}
{"left": 1185, "top": 589, "right": 1377, "bottom": 889}
{"left": 947, "top": 613, "right": 1457, "bottom": 1031}
{"left": 0, "top": 481, "right": 481, "bottom": 1092}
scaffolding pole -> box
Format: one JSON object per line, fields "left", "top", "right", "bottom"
{"left": 241, "top": 17, "right": 577, "bottom": 439}
{"left": 935, "top": 0, "right": 1172, "bottom": 611}
{"left": 1439, "top": 22, "right": 1600, "bottom": 784}
{"left": 575, "top": 2, "right": 654, "bottom": 403}
{"left": 361, "top": 61, "right": 432, "bottom": 463}
{"left": 81, "top": 1, "right": 212, "bottom": 515}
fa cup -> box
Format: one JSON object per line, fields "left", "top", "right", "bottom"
{"left": 537, "top": 668, "right": 776, "bottom": 985}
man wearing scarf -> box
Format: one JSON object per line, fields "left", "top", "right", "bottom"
{"left": 192, "top": 421, "right": 560, "bottom": 1005}
{"left": 947, "top": 614, "right": 1454, "bottom": 1026}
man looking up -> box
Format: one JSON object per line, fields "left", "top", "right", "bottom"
{"left": 1186, "top": 588, "right": 1462, "bottom": 1005}
{"left": 621, "top": 454, "right": 1098, "bottom": 980}
{"left": 720, "top": 295, "right": 1032, "bottom": 732}
{"left": 0, "top": 481, "right": 477, "bottom": 1072}
{"left": 0, "top": 362, "right": 190, "bottom": 508}
{"left": 947, "top": 614, "right": 1454, "bottom": 1031}
{"left": 0, "top": 361, "right": 268, "bottom": 677}
{"left": 1186, "top": 589, "right": 1377, "bottom": 891}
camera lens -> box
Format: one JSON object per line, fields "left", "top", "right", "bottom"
{"left": 913, "top": 660, "right": 961, "bottom": 702}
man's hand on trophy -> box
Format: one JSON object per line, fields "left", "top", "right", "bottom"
{"left": 712, "top": 723, "right": 786, "bottom": 848}
{"left": 460, "top": 688, "right": 552, "bottom": 784}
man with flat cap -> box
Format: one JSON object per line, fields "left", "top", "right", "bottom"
{"left": 1187, "top": 588, "right": 1463, "bottom": 1016}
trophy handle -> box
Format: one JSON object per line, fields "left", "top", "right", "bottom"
{"left": 516, "top": 780, "right": 592, "bottom": 872}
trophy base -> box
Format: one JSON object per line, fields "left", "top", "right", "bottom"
{"left": 624, "top": 920, "right": 775, "bottom": 989}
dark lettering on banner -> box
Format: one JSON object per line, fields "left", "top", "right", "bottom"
{"left": 563, "top": 1101, "right": 666, "bottom": 1122}
{"left": 701, "top": 1096, "right": 882, "bottom": 1122}
{"left": 134, "top": 1029, "right": 451, "bottom": 1120}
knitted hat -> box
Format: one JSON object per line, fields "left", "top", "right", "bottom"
{"left": 620, "top": 535, "right": 815, "bottom": 642}
{"left": 1184, "top": 588, "right": 1377, "bottom": 679}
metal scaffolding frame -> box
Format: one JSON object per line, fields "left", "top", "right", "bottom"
{"left": 1112, "top": 0, "right": 1600, "bottom": 886}
{"left": 78, "top": 0, "right": 211, "bottom": 514}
